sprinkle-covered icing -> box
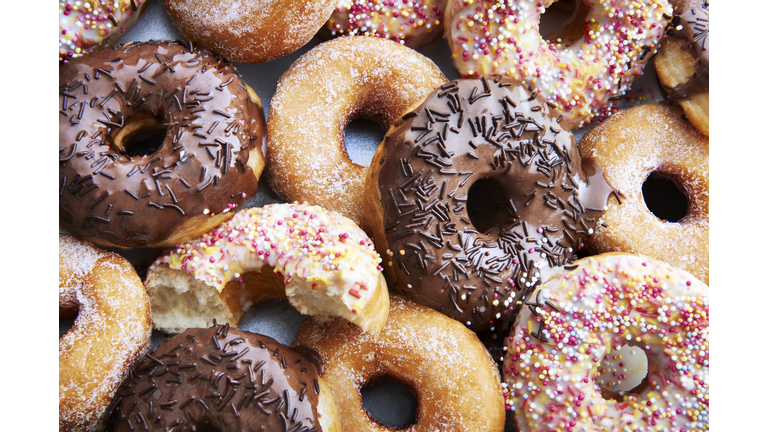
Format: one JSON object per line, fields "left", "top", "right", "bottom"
{"left": 326, "top": 0, "right": 445, "bottom": 47}
{"left": 153, "top": 202, "right": 384, "bottom": 314}
{"left": 444, "top": 0, "right": 672, "bottom": 128}
{"left": 59, "top": 0, "right": 147, "bottom": 63}
{"left": 502, "top": 254, "right": 709, "bottom": 432}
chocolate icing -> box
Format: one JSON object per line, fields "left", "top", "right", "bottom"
{"left": 108, "top": 324, "right": 323, "bottom": 432}
{"left": 59, "top": 41, "right": 265, "bottom": 247}
{"left": 370, "top": 76, "right": 613, "bottom": 332}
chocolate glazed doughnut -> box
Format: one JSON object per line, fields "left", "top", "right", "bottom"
{"left": 59, "top": 41, "right": 266, "bottom": 248}
{"left": 364, "top": 76, "right": 613, "bottom": 332}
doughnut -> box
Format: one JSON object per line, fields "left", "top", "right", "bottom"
{"left": 59, "top": 234, "right": 152, "bottom": 432}
{"left": 579, "top": 103, "right": 709, "bottom": 283}
{"left": 294, "top": 295, "right": 506, "bottom": 432}
{"left": 267, "top": 36, "right": 447, "bottom": 232}
{"left": 59, "top": 0, "right": 151, "bottom": 63}
{"left": 364, "top": 75, "right": 613, "bottom": 332}
{"left": 59, "top": 40, "right": 266, "bottom": 249}
{"left": 323, "top": 0, "right": 445, "bottom": 48}
{"left": 163, "top": 0, "right": 337, "bottom": 63}
{"left": 502, "top": 253, "right": 709, "bottom": 431}
{"left": 108, "top": 323, "right": 342, "bottom": 432}
{"left": 145, "top": 202, "right": 390, "bottom": 335}
{"left": 443, "top": 0, "right": 672, "bottom": 129}
{"left": 654, "top": 0, "right": 709, "bottom": 135}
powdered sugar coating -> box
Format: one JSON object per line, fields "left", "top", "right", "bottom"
{"left": 267, "top": 36, "right": 447, "bottom": 231}
{"left": 59, "top": 235, "right": 152, "bottom": 432}
{"left": 579, "top": 103, "right": 709, "bottom": 283}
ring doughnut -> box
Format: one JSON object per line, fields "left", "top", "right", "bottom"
{"left": 59, "top": 0, "right": 150, "bottom": 63}
{"left": 654, "top": 0, "right": 709, "bottom": 135}
{"left": 579, "top": 103, "right": 709, "bottom": 283}
{"left": 323, "top": 0, "right": 445, "bottom": 48}
{"left": 502, "top": 253, "right": 709, "bottom": 431}
{"left": 145, "top": 202, "right": 390, "bottom": 335}
{"left": 108, "top": 323, "right": 342, "bottom": 432}
{"left": 267, "top": 36, "right": 447, "bottom": 232}
{"left": 59, "top": 41, "right": 266, "bottom": 248}
{"left": 444, "top": 0, "right": 672, "bottom": 128}
{"left": 294, "top": 295, "right": 506, "bottom": 432}
{"left": 364, "top": 75, "right": 613, "bottom": 332}
{"left": 163, "top": 0, "right": 338, "bottom": 63}
{"left": 59, "top": 234, "right": 152, "bottom": 432}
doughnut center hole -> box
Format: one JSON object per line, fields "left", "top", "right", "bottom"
{"left": 345, "top": 118, "right": 385, "bottom": 167}
{"left": 361, "top": 377, "right": 418, "bottom": 428}
{"left": 467, "top": 177, "right": 514, "bottom": 234}
{"left": 540, "top": 0, "right": 588, "bottom": 46}
{"left": 596, "top": 345, "right": 649, "bottom": 401}
{"left": 642, "top": 172, "right": 689, "bottom": 222}
{"left": 112, "top": 115, "right": 167, "bottom": 157}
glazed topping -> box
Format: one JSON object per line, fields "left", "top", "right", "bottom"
{"left": 445, "top": 0, "right": 671, "bottom": 128}
{"left": 153, "top": 203, "right": 384, "bottom": 314}
{"left": 374, "top": 76, "right": 612, "bottom": 332}
{"left": 59, "top": 0, "right": 146, "bottom": 62}
{"left": 502, "top": 254, "right": 709, "bottom": 432}
{"left": 326, "top": 0, "right": 445, "bottom": 47}
{"left": 59, "top": 41, "right": 263, "bottom": 247}
{"left": 671, "top": 0, "right": 709, "bottom": 63}
{"left": 109, "top": 324, "right": 324, "bottom": 432}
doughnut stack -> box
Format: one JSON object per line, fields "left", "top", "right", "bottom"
{"left": 57, "top": 1, "right": 711, "bottom": 431}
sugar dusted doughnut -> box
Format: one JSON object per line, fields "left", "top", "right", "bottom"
{"left": 294, "top": 295, "right": 506, "bottom": 432}
{"left": 444, "top": 0, "right": 672, "bottom": 128}
{"left": 364, "top": 75, "right": 613, "bottom": 332}
{"left": 502, "top": 253, "right": 709, "bottom": 431}
{"left": 145, "top": 202, "right": 389, "bottom": 335}
{"left": 324, "top": 0, "right": 445, "bottom": 48}
{"left": 59, "top": 0, "right": 150, "bottom": 63}
{"left": 267, "top": 36, "right": 447, "bottom": 232}
{"left": 59, "top": 41, "right": 266, "bottom": 249}
{"left": 59, "top": 234, "right": 152, "bottom": 432}
{"left": 579, "top": 103, "right": 709, "bottom": 283}
{"left": 163, "top": 0, "right": 338, "bottom": 63}
{"left": 108, "top": 323, "right": 342, "bottom": 432}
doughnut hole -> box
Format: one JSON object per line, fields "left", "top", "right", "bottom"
{"left": 642, "top": 171, "right": 689, "bottom": 222}
{"left": 466, "top": 177, "right": 515, "bottom": 234}
{"left": 596, "top": 344, "right": 650, "bottom": 402}
{"left": 111, "top": 114, "right": 168, "bottom": 157}
{"left": 345, "top": 118, "right": 385, "bottom": 167}
{"left": 540, "top": 0, "right": 589, "bottom": 46}
{"left": 361, "top": 376, "right": 418, "bottom": 428}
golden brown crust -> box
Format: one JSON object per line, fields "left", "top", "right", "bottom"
{"left": 579, "top": 103, "right": 709, "bottom": 283}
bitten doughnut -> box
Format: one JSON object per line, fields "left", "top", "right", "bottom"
{"left": 145, "top": 202, "right": 390, "bottom": 335}
{"left": 579, "top": 103, "right": 709, "bottom": 283}
{"left": 267, "top": 36, "right": 447, "bottom": 233}
{"left": 163, "top": 0, "right": 337, "bottom": 63}
{"left": 364, "top": 76, "right": 613, "bottom": 332}
{"left": 502, "top": 253, "right": 709, "bottom": 431}
{"left": 59, "top": 41, "right": 266, "bottom": 248}
{"left": 108, "top": 324, "right": 342, "bottom": 432}
{"left": 294, "top": 295, "right": 506, "bottom": 432}
{"left": 654, "top": 0, "right": 709, "bottom": 135}
{"left": 59, "top": 234, "right": 152, "bottom": 432}
{"left": 59, "top": 0, "right": 150, "bottom": 63}
{"left": 444, "top": 0, "right": 672, "bottom": 128}
{"left": 323, "top": 0, "right": 445, "bottom": 47}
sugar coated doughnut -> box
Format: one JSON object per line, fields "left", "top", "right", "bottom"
{"left": 59, "top": 234, "right": 152, "bottom": 432}
{"left": 108, "top": 323, "right": 342, "bottom": 432}
{"left": 59, "top": 0, "right": 151, "bottom": 63}
{"left": 364, "top": 75, "right": 613, "bottom": 332}
{"left": 267, "top": 36, "right": 447, "bottom": 232}
{"left": 163, "top": 0, "right": 337, "bottom": 63}
{"left": 59, "top": 41, "right": 266, "bottom": 248}
{"left": 444, "top": 0, "right": 672, "bottom": 128}
{"left": 579, "top": 103, "right": 708, "bottom": 283}
{"left": 145, "top": 202, "right": 390, "bottom": 335}
{"left": 294, "top": 295, "right": 506, "bottom": 432}
{"left": 654, "top": 0, "right": 709, "bottom": 135}
{"left": 502, "top": 253, "right": 709, "bottom": 431}
{"left": 324, "top": 0, "right": 445, "bottom": 48}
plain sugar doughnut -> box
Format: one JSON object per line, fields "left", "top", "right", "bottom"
{"left": 266, "top": 36, "right": 447, "bottom": 233}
